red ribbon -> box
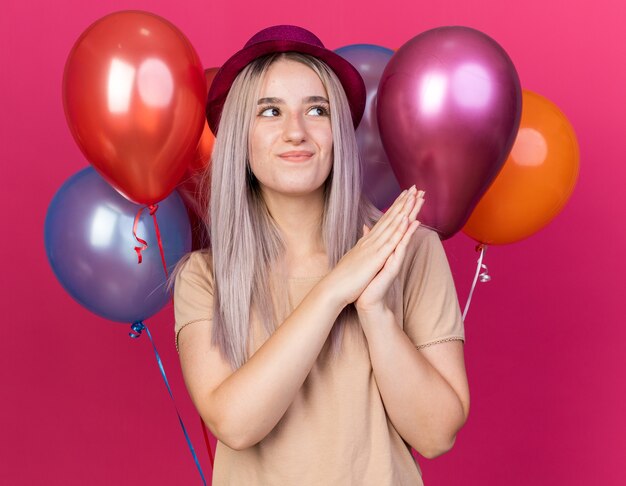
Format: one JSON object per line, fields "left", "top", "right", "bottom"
{"left": 134, "top": 208, "right": 212, "bottom": 467}
{"left": 132, "top": 204, "right": 169, "bottom": 278}
{"left": 200, "top": 416, "right": 215, "bottom": 469}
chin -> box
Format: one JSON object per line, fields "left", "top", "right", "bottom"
{"left": 262, "top": 182, "right": 326, "bottom": 197}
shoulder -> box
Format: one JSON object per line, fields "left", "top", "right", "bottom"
{"left": 174, "top": 249, "right": 214, "bottom": 294}
{"left": 399, "top": 225, "right": 464, "bottom": 344}
{"left": 187, "top": 248, "right": 213, "bottom": 269}
{"left": 412, "top": 225, "right": 440, "bottom": 246}
{"left": 178, "top": 249, "right": 213, "bottom": 278}
{"left": 404, "top": 225, "right": 443, "bottom": 264}
{"left": 173, "top": 250, "right": 215, "bottom": 353}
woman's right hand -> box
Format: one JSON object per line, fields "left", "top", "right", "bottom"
{"left": 324, "top": 185, "right": 421, "bottom": 308}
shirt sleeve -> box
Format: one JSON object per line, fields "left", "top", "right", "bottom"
{"left": 173, "top": 250, "right": 214, "bottom": 353}
{"left": 401, "top": 227, "right": 465, "bottom": 349}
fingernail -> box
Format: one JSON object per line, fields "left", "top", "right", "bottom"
{"left": 409, "top": 185, "right": 417, "bottom": 193}
{"left": 417, "top": 190, "right": 425, "bottom": 198}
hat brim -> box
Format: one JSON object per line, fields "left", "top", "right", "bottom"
{"left": 206, "top": 39, "right": 366, "bottom": 134}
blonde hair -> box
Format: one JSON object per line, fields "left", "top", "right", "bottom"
{"left": 173, "top": 52, "right": 393, "bottom": 370}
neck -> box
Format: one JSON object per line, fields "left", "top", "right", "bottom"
{"left": 260, "top": 186, "right": 326, "bottom": 258}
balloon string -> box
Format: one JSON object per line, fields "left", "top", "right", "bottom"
{"left": 148, "top": 204, "right": 169, "bottom": 278}
{"left": 200, "top": 416, "right": 215, "bottom": 469}
{"left": 131, "top": 205, "right": 168, "bottom": 279}
{"left": 132, "top": 207, "right": 149, "bottom": 264}
{"left": 129, "top": 321, "right": 207, "bottom": 486}
{"left": 462, "top": 244, "right": 491, "bottom": 322}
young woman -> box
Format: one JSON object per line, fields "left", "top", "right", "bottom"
{"left": 173, "top": 25, "right": 469, "bottom": 485}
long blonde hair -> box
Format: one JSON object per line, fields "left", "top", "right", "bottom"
{"left": 174, "top": 52, "right": 392, "bottom": 370}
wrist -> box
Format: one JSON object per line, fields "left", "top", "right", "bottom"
{"left": 356, "top": 302, "right": 391, "bottom": 321}
{"left": 316, "top": 274, "right": 350, "bottom": 314}
{"left": 357, "top": 304, "right": 397, "bottom": 341}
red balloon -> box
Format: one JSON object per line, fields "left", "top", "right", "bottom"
{"left": 189, "top": 68, "right": 219, "bottom": 173}
{"left": 178, "top": 67, "right": 218, "bottom": 250}
{"left": 63, "top": 11, "right": 206, "bottom": 205}
{"left": 377, "top": 26, "right": 521, "bottom": 239}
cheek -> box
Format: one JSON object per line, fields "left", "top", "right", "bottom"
{"left": 251, "top": 126, "right": 278, "bottom": 153}
{"left": 249, "top": 133, "right": 269, "bottom": 164}
{"left": 314, "top": 127, "right": 333, "bottom": 154}
{"left": 324, "top": 138, "right": 334, "bottom": 161}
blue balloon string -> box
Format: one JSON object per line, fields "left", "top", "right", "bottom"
{"left": 130, "top": 321, "right": 207, "bottom": 485}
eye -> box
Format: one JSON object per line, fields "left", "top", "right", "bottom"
{"left": 258, "top": 106, "right": 280, "bottom": 117}
{"left": 307, "top": 105, "right": 329, "bottom": 116}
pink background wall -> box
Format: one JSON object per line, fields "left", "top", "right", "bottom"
{"left": 2, "top": 0, "right": 625, "bottom": 484}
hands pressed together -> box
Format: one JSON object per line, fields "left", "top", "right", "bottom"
{"left": 327, "top": 185, "right": 425, "bottom": 313}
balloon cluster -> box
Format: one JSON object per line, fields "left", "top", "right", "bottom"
{"left": 48, "top": 13, "right": 581, "bottom": 325}
{"left": 45, "top": 11, "right": 206, "bottom": 324}
{"left": 335, "top": 27, "right": 579, "bottom": 245}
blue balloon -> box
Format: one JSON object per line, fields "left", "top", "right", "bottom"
{"left": 44, "top": 167, "right": 192, "bottom": 323}
{"left": 335, "top": 44, "right": 401, "bottom": 211}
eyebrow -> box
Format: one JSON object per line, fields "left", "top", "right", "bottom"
{"left": 257, "top": 96, "right": 329, "bottom": 105}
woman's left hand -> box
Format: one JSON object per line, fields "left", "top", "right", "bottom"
{"left": 355, "top": 190, "right": 425, "bottom": 314}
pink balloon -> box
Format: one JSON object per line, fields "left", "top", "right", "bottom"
{"left": 377, "top": 26, "right": 521, "bottom": 239}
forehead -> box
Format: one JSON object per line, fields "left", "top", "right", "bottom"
{"left": 258, "top": 58, "right": 328, "bottom": 98}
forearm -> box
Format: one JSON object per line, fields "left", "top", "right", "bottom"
{"left": 213, "top": 277, "right": 344, "bottom": 449}
{"left": 358, "top": 306, "right": 466, "bottom": 458}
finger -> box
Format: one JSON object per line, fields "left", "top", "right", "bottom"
{"left": 373, "top": 196, "right": 417, "bottom": 252}
{"left": 369, "top": 186, "right": 415, "bottom": 237}
{"left": 400, "top": 220, "right": 421, "bottom": 247}
{"left": 394, "top": 218, "right": 420, "bottom": 251}
{"left": 401, "top": 191, "right": 418, "bottom": 216}
{"left": 408, "top": 193, "right": 425, "bottom": 221}
{"left": 379, "top": 212, "right": 411, "bottom": 254}
{"left": 390, "top": 192, "right": 419, "bottom": 231}
{"left": 380, "top": 220, "right": 420, "bottom": 275}
{"left": 399, "top": 187, "right": 424, "bottom": 218}
{"left": 370, "top": 189, "right": 417, "bottom": 240}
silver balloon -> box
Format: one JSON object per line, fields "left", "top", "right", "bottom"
{"left": 335, "top": 44, "right": 402, "bottom": 210}
{"left": 44, "top": 167, "right": 192, "bottom": 323}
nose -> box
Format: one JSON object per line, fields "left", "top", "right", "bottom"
{"left": 281, "top": 112, "right": 306, "bottom": 144}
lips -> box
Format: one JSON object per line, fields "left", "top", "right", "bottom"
{"left": 278, "top": 151, "right": 314, "bottom": 162}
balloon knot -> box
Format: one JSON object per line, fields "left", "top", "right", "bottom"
{"left": 129, "top": 321, "right": 146, "bottom": 339}
{"left": 149, "top": 204, "right": 159, "bottom": 216}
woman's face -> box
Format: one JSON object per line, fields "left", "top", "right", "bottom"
{"left": 249, "top": 58, "right": 333, "bottom": 199}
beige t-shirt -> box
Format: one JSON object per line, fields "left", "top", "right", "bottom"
{"left": 174, "top": 226, "right": 465, "bottom": 486}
